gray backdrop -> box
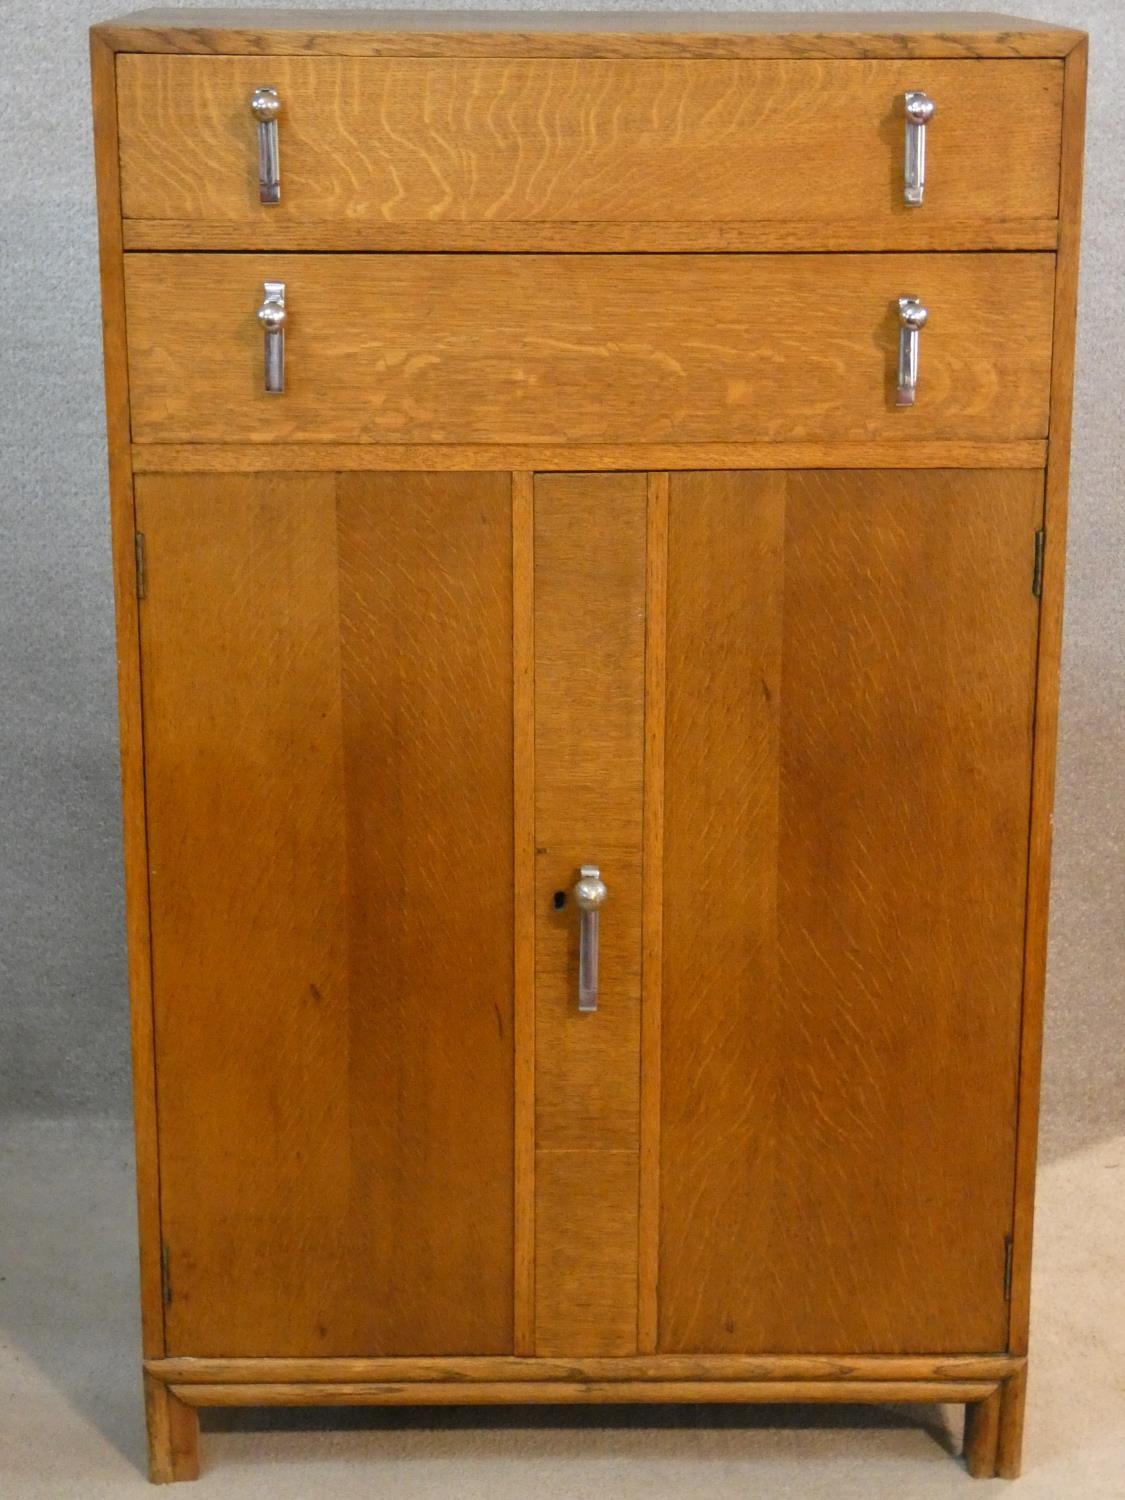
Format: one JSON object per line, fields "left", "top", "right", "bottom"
{"left": 2, "top": 0, "right": 1120, "bottom": 1162}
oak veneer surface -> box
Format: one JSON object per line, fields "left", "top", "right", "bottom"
{"left": 532, "top": 473, "right": 646, "bottom": 1357}
{"left": 137, "top": 470, "right": 515, "bottom": 1356}
{"left": 124, "top": 253, "right": 1055, "bottom": 445}
{"left": 117, "top": 56, "right": 1061, "bottom": 228}
{"left": 659, "top": 468, "right": 1042, "bottom": 1355}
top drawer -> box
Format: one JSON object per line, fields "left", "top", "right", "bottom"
{"left": 116, "top": 56, "right": 1063, "bottom": 247}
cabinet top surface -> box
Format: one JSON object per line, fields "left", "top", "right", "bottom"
{"left": 92, "top": 9, "right": 1085, "bottom": 58}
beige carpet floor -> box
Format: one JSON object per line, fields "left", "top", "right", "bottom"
{"left": 1, "top": 1118, "right": 1122, "bottom": 1498}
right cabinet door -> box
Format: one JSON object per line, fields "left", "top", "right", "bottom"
{"left": 658, "top": 468, "right": 1043, "bottom": 1355}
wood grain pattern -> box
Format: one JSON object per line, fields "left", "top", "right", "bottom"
{"left": 131, "top": 441, "right": 1050, "bottom": 474}
{"left": 90, "top": 30, "right": 168, "bottom": 1364}
{"left": 138, "top": 470, "right": 515, "bottom": 1357}
{"left": 660, "top": 468, "right": 785, "bottom": 1353}
{"left": 122, "top": 218, "right": 1060, "bottom": 253}
{"left": 94, "top": 12, "right": 1086, "bottom": 61}
{"left": 334, "top": 471, "right": 515, "bottom": 1355}
{"left": 532, "top": 473, "right": 646, "bottom": 1355}
{"left": 169, "top": 1377, "right": 997, "bottom": 1406}
{"left": 148, "top": 1352, "right": 1022, "bottom": 1383}
{"left": 659, "top": 468, "right": 1043, "bottom": 1355}
{"left": 116, "top": 55, "right": 1061, "bottom": 229}
{"left": 124, "top": 253, "right": 1056, "bottom": 447}
{"left": 1009, "top": 37, "right": 1088, "bottom": 1373}
{"left": 534, "top": 1150, "right": 640, "bottom": 1358}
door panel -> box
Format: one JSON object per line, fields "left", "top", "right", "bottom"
{"left": 659, "top": 468, "right": 1042, "bottom": 1354}
{"left": 138, "top": 470, "right": 515, "bottom": 1356}
{"left": 532, "top": 473, "right": 647, "bottom": 1356}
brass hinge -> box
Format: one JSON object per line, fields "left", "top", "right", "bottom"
{"left": 160, "top": 1243, "right": 172, "bottom": 1307}
{"left": 1032, "top": 529, "right": 1045, "bottom": 598}
{"left": 134, "top": 532, "right": 147, "bottom": 601}
{"left": 1003, "top": 1235, "right": 1014, "bottom": 1301}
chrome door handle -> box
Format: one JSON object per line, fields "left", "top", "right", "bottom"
{"left": 573, "top": 865, "right": 607, "bottom": 1013}
{"left": 896, "top": 296, "right": 928, "bottom": 407}
{"left": 903, "top": 91, "right": 935, "bottom": 206}
{"left": 257, "top": 281, "right": 286, "bottom": 393}
{"left": 250, "top": 86, "right": 281, "bottom": 204}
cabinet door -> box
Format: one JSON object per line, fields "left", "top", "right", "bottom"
{"left": 658, "top": 469, "right": 1042, "bottom": 1354}
{"left": 531, "top": 473, "right": 647, "bottom": 1356}
{"left": 136, "top": 471, "right": 515, "bottom": 1356}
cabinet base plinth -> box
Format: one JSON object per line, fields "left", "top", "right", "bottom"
{"left": 141, "top": 1356, "right": 1026, "bottom": 1483}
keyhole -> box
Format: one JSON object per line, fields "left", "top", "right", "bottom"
{"left": 553, "top": 890, "right": 567, "bottom": 911}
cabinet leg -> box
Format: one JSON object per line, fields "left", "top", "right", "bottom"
{"left": 963, "top": 1387, "right": 1001, "bottom": 1478}
{"left": 144, "top": 1374, "right": 200, "bottom": 1484}
{"left": 996, "top": 1365, "right": 1028, "bottom": 1480}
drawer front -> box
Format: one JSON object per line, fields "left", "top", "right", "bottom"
{"left": 125, "top": 253, "right": 1054, "bottom": 446}
{"left": 117, "top": 56, "right": 1062, "bottom": 232}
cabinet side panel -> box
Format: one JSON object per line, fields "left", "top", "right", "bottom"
{"left": 1009, "top": 36, "right": 1088, "bottom": 1358}
{"left": 140, "top": 470, "right": 515, "bottom": 1356}
{"left": 660, "top": 468, "right": 1042, "bottom": 1354}
{"left": 91, "top": 30, "right": 166, "bottom": 1357}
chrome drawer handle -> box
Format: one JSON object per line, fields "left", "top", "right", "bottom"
{"left": 573, "top": 865, "right": 608, "bottom": 1013}
{"left": 896, "top": 296, "right": 928, "bottom": 407}
{"left": 250, "top": 86, "right": 281, "bottom": 205}
{"left": 903, "top": 91, "right": 935, "bottom": 206}
{"left": 257, "top": 281, "right": 286, "bottom": 393}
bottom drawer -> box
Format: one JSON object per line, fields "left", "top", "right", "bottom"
{"left": 124, "top": 252, "right": 1055, "bottom": 447}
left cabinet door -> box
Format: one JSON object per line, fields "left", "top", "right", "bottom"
{"left": 135, "top": 471, "right": 517, "bottom": 1357}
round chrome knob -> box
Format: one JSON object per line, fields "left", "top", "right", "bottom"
{"left": 904, "top": 91, "right": 936, "bottom": 126}
{"left": 257, "top": 299, "right": 286, "bottom": 333}
{"left": 898, "top": 297, "right": 929, "bottom": 332}
{"left": 250, "top": 87, "right": 281, "bottom": 122}
{"left": 574, "top": 869, "right": 607, "bottom": 912}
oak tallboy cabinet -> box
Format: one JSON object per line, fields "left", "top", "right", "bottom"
{"left": 90, "top": 9, "right": 1086, "bottom": 1483}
